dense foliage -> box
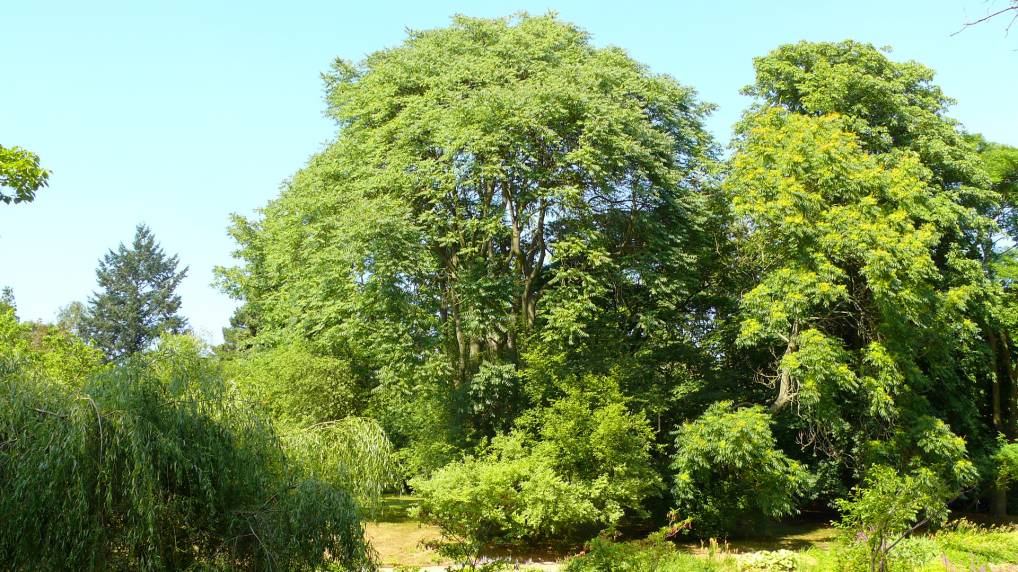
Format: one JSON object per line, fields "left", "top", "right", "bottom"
{"left": 215, "top": 13, "right": 718, "bottom": 469}
{"left": 670, "top": 403, "right": 809, "bottom": 536}
{"left": 224, "top": 343, "right": 360, "bottom": 427}
{"left": 412, "top": 382, "right": 661, "bottom": 545}
{"left": 0, "top": 310, "right": 373, "bottom": 571}
{"left": 207, "top": 15, "right": 1018, "bottom": 552}
{"left": 7, "top": 10, "right": 1018, "bottom": 570}
{"left": 835, "top": 465, "right": 953, "bottom": 571}
{"left": 0, "top": 144, "right": 49, "bottom": 204}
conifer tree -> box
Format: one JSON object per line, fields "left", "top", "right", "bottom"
{"left": 83, "top": 224, "right": 188, "bottom": 360}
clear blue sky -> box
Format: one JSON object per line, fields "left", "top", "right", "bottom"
{"left": 2, "top": 0, "right": 1016, "bottom": 343}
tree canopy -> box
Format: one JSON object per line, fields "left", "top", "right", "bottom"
{"left": 217, "top": 13, "right": 720, "bottom": 459}
{"left": 211, "top": 19, "right": 1018, "bottom": 546}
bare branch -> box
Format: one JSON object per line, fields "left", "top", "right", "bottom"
{"left": 953, "top": 2, "right": 1018, "bottom": 36}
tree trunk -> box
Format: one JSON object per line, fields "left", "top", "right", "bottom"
{"left": 1002, "top": 330, "right": 1018, "bottom": 438}
{"left": 988, "top": 329, "right": 1008, "bottom": 517}
{"left": 770, "top": 333, "right": 799, "bottom": 413}
{"left": 453, "top": 305, "right": 467, "bottom": 385}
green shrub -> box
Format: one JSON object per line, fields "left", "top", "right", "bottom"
{"left": 412, "top": 387, "right": 662, "bottom": 546}
{"left": 736, "top": 549, "right": 798, "bottom": 571}
{"left": 0, "top": 336, "right": 373, "bottom": 571}
{"left": 670, "top": 402, "right": 809, "bottom": 537}
{"left": 994, "top": 436, "right": 1018, "bottom": 494}
{"left": 412, "top": 433, "right": 600, "bottom": 543}
{"left": 0, "top": 305, "right": 104, "bottom": 385}
{"left": 564, "top": 535, "right": 726, "bottom": 572}
{"left": 834, "top": 465, "right": 950, "bottom": 572}
{"left": 224, "top": 343, "right": 359, "bottom": 427}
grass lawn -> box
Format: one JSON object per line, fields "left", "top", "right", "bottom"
{"left": 365, "top": 520, "right": 444, "bottom": 568}
{"left": 678, "top": 519, "right": 840, "bottom": 555}
{"left": 365, "top": 496, "right": 573, "bottom": 568}
{"left": 365, "top": 497, "right": 1018, "bottom": 571}
{"left": 365, "top": 496, "right": 444, "bottom": 567}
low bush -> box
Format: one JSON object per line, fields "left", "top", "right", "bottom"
{"left": 412, "top": 385, "right": 662, "bottom": 546}
{"left": 670, "top": 402, "right": 810, "bottom": 538}
{"left": 564, "top": 534, "right": 730, "bottom": 572}
{"left": 834, "top": 465, "right": 951, "bottom": 572}
{"left": 736, "top": 549, "right": 798, "bottom": 571}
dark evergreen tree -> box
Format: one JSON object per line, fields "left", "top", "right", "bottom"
{"left": 82, "top": 224, "right": 188, "bottom": 360}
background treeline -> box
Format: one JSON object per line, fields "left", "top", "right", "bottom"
{"left": 4, "top": 11, "right": 1018, "bottom": 572}
{"left": 215, "top": 11, "right": 1018, "bottom": 548}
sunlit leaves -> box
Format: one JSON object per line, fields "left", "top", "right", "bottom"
{"left": 671, "top": 402, "right": 809, "bottom": 537}
{"left": 0, "top": 145, "right": 49, "bottom": 205}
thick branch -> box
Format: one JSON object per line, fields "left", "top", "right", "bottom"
{"left": 770, "top": 329, "right": 799, "bottom": 413}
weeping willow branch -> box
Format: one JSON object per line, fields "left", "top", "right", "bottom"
{"left": 0, "top": 347, "right": 375, "bottom": 571}
{"left": 282, "top": 416, "right": 399, "bottom": 516}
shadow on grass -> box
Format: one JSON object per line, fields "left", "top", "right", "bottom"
{"left": 372, "top": 495, "right": 580, "bottom": 563}
{"left": 375, "top": 495, "right": 421, "bottom": 523}
{"left": 671, "top": 518, "right": 839, "bottom": 554}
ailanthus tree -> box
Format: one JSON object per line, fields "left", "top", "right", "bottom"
{"left": 726, "top": 41, "right": 992, "bottom": 505}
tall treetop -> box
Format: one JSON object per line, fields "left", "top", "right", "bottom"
{"left": 83, "top": 224, "right": 189, "bottom": 360}
{"left": 220, "top": 13, "right": 719, "bottom": 389}
{"left": 742, "top": 40, "right": 988, "bottom": 190}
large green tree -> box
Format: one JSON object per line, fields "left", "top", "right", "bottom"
{"left": 970, "top": 137, "right": 1018, "bottom": 515}
{"left": 727, "top": 40, "right": 994, "bottom": 502}
{"left": 83, "top": 224, "right": 188, "bottom": 361}
{"left": 218, "top": 14, "right": 717, "bottom": 451}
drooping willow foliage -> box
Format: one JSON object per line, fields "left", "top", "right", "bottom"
{"left": 0, "top": 330, "right": 375, "bottom": 571}
{"left": 281, "top": 417, "right": 399, "bottom": 516}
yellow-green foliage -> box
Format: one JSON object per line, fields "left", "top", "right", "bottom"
{"left": 0, "top": 144, "right": 49, "bottom": 204}
{"left": 223, "top": 341, "right": 400, "bottom": 514}
{"left": 0, "top": 306, "right": 104, "bottom": 385}
{"left": 994, "top": 436, "right": 1018, "bottom": 492}
{"left": 282, "top": 416, "right": 399, "bottom": 515}
{"left": 834, "top": 466, "right": 952, "bottom": 571}
{"left": 564, "top": 533, "right": 733, "bottom": 572}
